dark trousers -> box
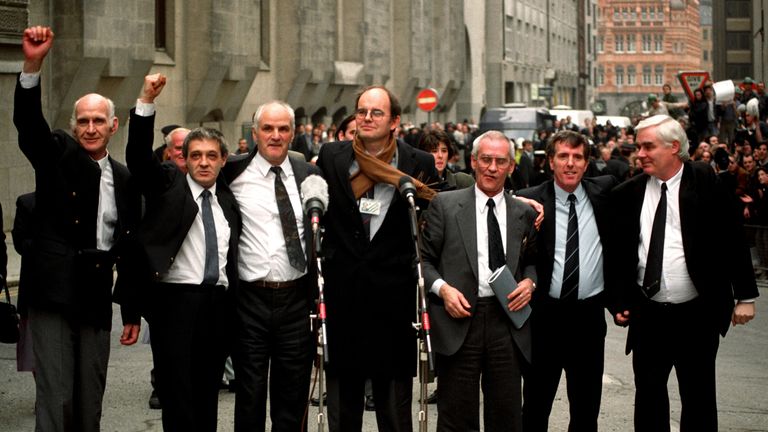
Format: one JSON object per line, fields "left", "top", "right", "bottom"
{"left": 436, "top": 297, "right": 524, "bottom": 432}
{"left": 147, "top": 283, "right": 230, "bottom": 432}
{"left": 522, "top": 295, "right": 606, "bottom": 432}
{"left": 29, "top": 307, "right": 111, "bottom": 432}
{"left": 326, "top": 373, "right": 413, "bottom": 432}
{"left": 631, "top": 298, "right": 720, "bottom": 432}
{"left": 233, "top": 279, "right": 314, "bottom": 432}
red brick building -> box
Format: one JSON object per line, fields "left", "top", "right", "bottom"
{"left": 596, "top": 0, "right": 702, "bottom": 116}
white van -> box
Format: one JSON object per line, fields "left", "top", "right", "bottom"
{"left": 548, "top": 106, "right": 594, "bottom": 130}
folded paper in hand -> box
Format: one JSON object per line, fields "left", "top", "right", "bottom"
{"left": 488, "top": 265, "right": 531, "bottom": 329}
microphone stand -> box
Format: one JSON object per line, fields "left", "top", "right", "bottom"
{"left": 406, "top": 199, "right": 434, "bottom": 432}
{"left": 309, "top": 224, "right": 329, "bottom": 432}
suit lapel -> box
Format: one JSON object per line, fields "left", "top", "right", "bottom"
{"left": 504, "top": 192, "right": 525, "bottom": 275}
{"left": 456, "top": 188, "right": 479, "bottom": 283}
{"left": 333, "top": 142, "right": 357, "bottom": 205}
{"left": 678, "top": 163, "right": 697, "bottom": 264}
{"left": 542, "top": 182, "right": 557, "bottom": 264}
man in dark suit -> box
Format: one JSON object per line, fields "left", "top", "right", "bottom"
{"left": 14, "top": 26, "right": 141, "bottom": 432}
{"left": 316, "top": 86, "right": 438, "bottom": 431}
{"left": 517, "top": 130, "right": 617, "bottom": 432}
{"left": 125, "top": 74, "right": 240, "bottom": 431}
{"left": 222, "top": 101, "right": 320, "bottom": 432}
{"left": 420, "top": 130, "right": 537, "bottom": 431}
{"left": 611, "top": 114, "right": 758, "bottom": 432}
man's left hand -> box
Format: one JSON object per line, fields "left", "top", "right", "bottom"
{"left": 507, "top": 278, "right": 534, "bottom": 311}
{"left": 732, "top": 302, "right": 756, "bottom": 326}
{"left": 120, "top": 323, "right": 141, "bottom": 346}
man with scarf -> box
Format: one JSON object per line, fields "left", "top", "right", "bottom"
{"left": 316, "top": 86, "right": 438, "bottom": 432}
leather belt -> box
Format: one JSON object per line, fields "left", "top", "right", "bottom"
{"left": 246, "top": 279, "right": 300, "bottom": 289}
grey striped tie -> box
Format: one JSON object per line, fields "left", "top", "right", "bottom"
{"left": 560, "top": 194, "right": 579, "bottom": 301}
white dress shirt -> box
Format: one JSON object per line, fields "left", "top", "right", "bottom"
{"left": 229, "top": 153, "right": 307, "bottom": 282}
{"left": 636, "top": 165, "right": 698, "bottom": 303}
{"left": 93, "top": 154, "right": 117, "bottom": 251}
{"left": 161, "top": 177, "right": 231, "bottom": 287}
{"left": 431, "top": 186, "right": 507, "bottom": 298}
{"left": 550, "top": 183, "right": 604, "bottom": 299}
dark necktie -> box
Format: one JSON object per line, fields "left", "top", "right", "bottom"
{"left": 201, "top": 189, "right": 219, "bottom": 285}
{"left": 487, "top": 198, "right": 505, "bottom": 272}
{"left": 271, "top": 166, "right": 306, "bottom": 272}
{"left": 642, "top": 182, "right": 667, "bottom": 298}
{"left": 560, "top": 193, "right": 579, "bottom": 301}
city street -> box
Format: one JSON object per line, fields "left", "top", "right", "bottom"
{"left": 1, "top": 240, "right": 767, "bottom": 431}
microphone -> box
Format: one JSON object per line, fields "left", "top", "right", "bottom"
{"left": 398, "top": 176, "right": 417, "bottom": 208}
{"left": 301, "top": 175, "right": 329, "bottom": 233}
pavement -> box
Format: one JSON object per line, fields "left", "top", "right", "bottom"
{"left": 1, "top": 237, "right": 767, "bottom": 431}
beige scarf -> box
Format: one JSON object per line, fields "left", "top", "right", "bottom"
{"left": 349, "top": 135, "right": 437, "bottom": 201}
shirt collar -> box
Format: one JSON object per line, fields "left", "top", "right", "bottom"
{"left": 91, "top": 151, "right": 110, "bottom": 170}
{"left": 474, "top": 185, "right": 504, "bottom": 214}
{"left": 649, "top": 162, "right": 684, "bottom": 192}
{"left": 186, "top": 173, "right": 217, "bottom": 199}
{"left": 553, "top": 181, "right": 585, "bottom": 205}
{"left": 254, "top": 152, "right": 294, "bottom": 178}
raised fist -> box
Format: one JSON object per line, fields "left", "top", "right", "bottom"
{"left": 140, "top": 73, "right": 167, "bottom": 103}
{"left": 22, "top": 26, "right": 54, "bottom": 73}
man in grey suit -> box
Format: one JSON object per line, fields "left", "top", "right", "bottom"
{"left": 422, "top": 130, "right": 538, "bottom": 431}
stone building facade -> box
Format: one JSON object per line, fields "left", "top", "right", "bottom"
{"left": 596, "top": 0, "right": 702, "bottom": 116}
{"left": 712, "top": 0, "right": 767, "bottom": 84}
{"left": 0, "top": 0, "right": 587, "bottom": 226}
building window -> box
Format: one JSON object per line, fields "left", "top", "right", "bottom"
{"left": 627, "top": 65, "right": 636, "bottom": 85}
{"left": 615, "top": 66, "right": 624, "bottom": 86}
{"left": 627, "top": 33, "right": 636, "bottom": 52}
{"left": 654, "top": 34, "right": 663, "bottom": 52}
{"left": 657, "top": 6, "right": 664, "bottom": 20}
{"left": 155, "top": 0, "right": 167, "bottom": 51}
{"left": 630, "top": 9, "right": 637, "bottom": 20}
{"left": 725, "top": 0, "right": 751, "bottom": 18}
{"left": 641, "top": 6, "right": 647, "bottom": 20}
{"left": 614, "top": 7, "right": 620, "bottom": 20}
{"left": 643, "top": 65, "right": 652, "bottom": 86}
{"left": 597, "top": 35, "right": 604, "bottom": 53}
{"left": 655, "top": 65, "right": 664, "bottom": 85}
{"left": 642, "top": 34, "right": 652, "bottom": 52}
{"left": 649, "top": 8, "right": 655, "bottom": 20}
{"left": 703, "top": 50, "right": 709, "bottom": 61}
{"left": 622, "top": 8, "right": 628, "bottom": 20}
{"left": 598, "top": 66, "right": 605, "bottom": 86}
{"left": 726, "top": 31, "right": 752, "bottom": 50}
{"left": 615, "top": 35, "right": 623, "bottom": 53}
{"left": 703, "top": 29, "right": 708, "bottom": 41}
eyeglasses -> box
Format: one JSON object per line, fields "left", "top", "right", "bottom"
{"left": 354, "top": 108, "right": 387, "bottom": 120}
{"left": 476, "top": 155, "right": 511, "bottom": 168}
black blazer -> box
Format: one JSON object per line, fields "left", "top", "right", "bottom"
{"left": 12, "top": 193, "right": 36, "bottom": 315}
{"left": 608, "top": 161, "right": 759, "bottom": 346}
{"left": 316, "top": 139, "right": 439, "bottom": 378}
{"left": 125, "top": 110, "right": 241, "bottom": 295}
{"left": 517, "top": 175, "right": 617, "bottom": 303}
{"left": 14, "top": 79, "right": 141, "bottom": 328}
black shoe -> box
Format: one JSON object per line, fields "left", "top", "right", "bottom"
{"left": 148, "top": 390, "right": 161, "bottom": 410}
{"left": 228, "top": 380, "right": 236, "bottom": 393}
{"left": 364, "top": 395, "right": 376, "bottom": 411}
{"left": 426, "top": 390, "right": 437, "bottom": 404}
{"left": 310, "top": 392, "right": 327, "bottom": 407}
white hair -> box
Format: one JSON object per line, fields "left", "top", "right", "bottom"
{"left": 635, "top": 114, "right": 689, "bottom": 161}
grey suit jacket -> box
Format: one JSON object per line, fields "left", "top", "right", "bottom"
{"left": 421, "top": 186, "right": 538, "bottom": 361}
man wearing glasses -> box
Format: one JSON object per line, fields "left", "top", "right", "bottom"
{"left": 421, "top": 130, "right": 538, "bottom": 431}
{"left": 316, "top": 86, "right": 438, "bottom": 431}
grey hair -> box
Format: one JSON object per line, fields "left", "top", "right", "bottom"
{"left": 635, "top": 114, "right": 690, "bottom": 161}
{"left": 252, "top": 101, "right": 295, "bottom": 132}
{"left": 69, "top": 94, "right": 116, "bottom": 132}
{"left": 471, "top": 130, "right": 515, "bottom": 160}
{"left": 165, "top": 127, "right": 191, "bottom": 148}
{"left": 182, "top": 127, "right": 229, "bottom": 158}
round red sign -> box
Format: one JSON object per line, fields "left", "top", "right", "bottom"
{"left": 416, "top": 88, "right": 439, "bottom": 112}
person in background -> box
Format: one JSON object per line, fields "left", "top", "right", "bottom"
{"left": 418, "top": 129, "right": 475, "bottom": 191}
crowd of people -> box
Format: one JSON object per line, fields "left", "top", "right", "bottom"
{"left": 6, "top": 25, "right": 761, "bottom": 432}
